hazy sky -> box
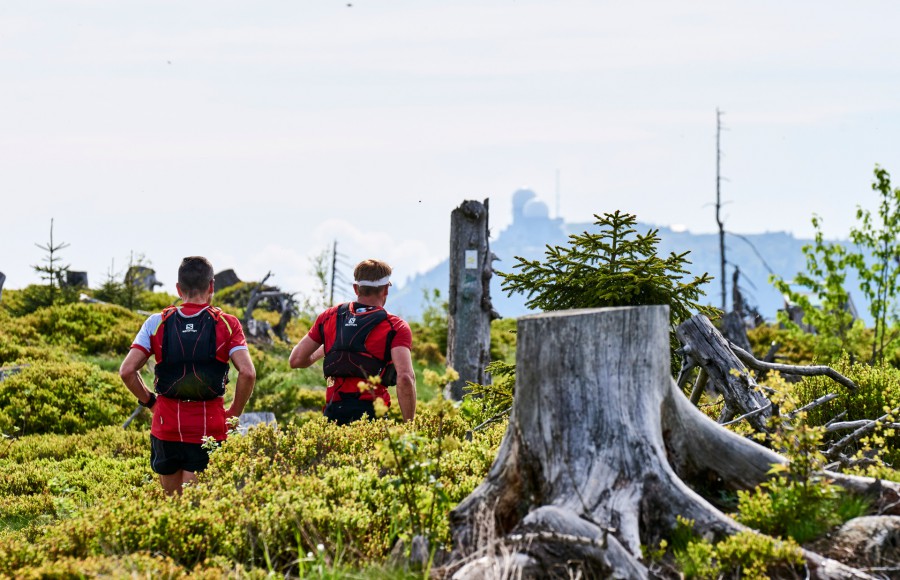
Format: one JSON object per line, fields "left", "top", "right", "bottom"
{"left": 3, "top": 1, "right": 899, "bottom": 300}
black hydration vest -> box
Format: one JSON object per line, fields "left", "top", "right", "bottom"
{"left": 322, "top": 303, "right": 397, "bottom": 386}
{"left": 154, "top": 306, "right": 230, "bottom": 401}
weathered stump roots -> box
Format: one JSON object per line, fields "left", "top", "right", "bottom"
{"left": 445, "top": 306, "right": 896, "bottom": 579}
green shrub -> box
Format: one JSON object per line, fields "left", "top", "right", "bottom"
{"left": 777, "top": 359, "right": 900, "bottom": 463}
{"left": 0, "top": 402, "right": 504, "bottom": 576}
{"left": 747, "top": 324, "right": 820, "bottom": 366}
{"left": 736, "top": 473, "right": 867, "bottom": 544}
{"left": 489, "top": 317, "right": 516, "bottom": 363}
{"left": 0, "top": 285, "right": 79, "bottom": 317}
{"left": 247, "top": 379, "right": 326, "bottom": 420}
{"left": 0, "top": 287, "right": 31, "bottom": 316}
{"left": 211, "top": 281, "right": 256, "bottom": 309}
{"left": 408, "top": 289, "right": 448, "bottom": 366}
{"left": 0, "top": 310, "right": 63, "bottom": 366}
{"left": 734, "top": 377, "right": 870, "bottom": 543}
{"left": 11, "top": 553, "right": 201, "bottom": 580}
{"left": 747, "top": 322, "right": 885, "bottom": 367}
{"left": 672, "top": 521, "right": 803, "bottom": 580}
{"left": 239, "top": 344, "right": 326, "bottom": 421}
{"left": 461, "top": 360, "right": 515, "bottom": 428}
{"left": 0, "top": 338, "right": 68, "bottom": 367}
{"left": 0, "top": 427, "right": 150, "bottom": 536}
{"left": 0, "top": 361, "right": 136, "bottom": 435}
{"left": 21, "top": 302, "right": 143, "bottom": 356}
{"left": 2, "top": 426, "right": 146, "bottom": 463}
{"left": 135, "top": 291, "right": 179, "bottom": 312}
{"left": 0, "top": 495, "right": 55, "bottom": 532}
{"left": 283, "top": 315, "right": 313, "bottom": 345}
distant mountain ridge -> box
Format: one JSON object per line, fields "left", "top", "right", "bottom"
{"left": 389, "top": 190, "right": 865, "bottom": 324}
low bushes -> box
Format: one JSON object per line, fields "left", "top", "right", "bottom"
{"left": 0, "top": 405, "right": 505, "bottom": 577}
{"left": 0, "top": 427, "right": 148, "bottom": 537}
{"left": 21, "top": 302, "right": 143, "bottom": 355}
{"left": 0, "top": 361, "right": 137, "bottom": 435}
{"left": 242, "top": 344, "right": 327, "bottom": 421}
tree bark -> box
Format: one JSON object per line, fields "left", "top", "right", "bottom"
{"left": 676, "top": 314, "right": 857, "bottom": 433}
{"left": 446, "top": 199, "right": 496, "bottom": 401}
{"left": 721, "top": 310, "right": 751, "bottom": 352}
{"left": 676, "top": 314, "right": 772, "bottom": 432}
{"left": 446, "top": 306, "right": 892, "bottom": 579}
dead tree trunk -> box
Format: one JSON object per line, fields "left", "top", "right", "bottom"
{"left": 676, "top": 314, "right": 857, "bottom": 434}
{"left": 446, "top": 199, "right": 498, "bottom": 401}
{"left": 721, "top": 311, "right": 751, "bottom": 352}
{"left": 676, "top": 314, "right": 772, "bottom": 430}
{"left": 447, "top": 306, "right": 892, "bottom": 579}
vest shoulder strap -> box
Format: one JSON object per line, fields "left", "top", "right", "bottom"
{"left": 161, "top": 305, "right": 222, "bottom": 323}
{"left": 383, "top": 315, "right": 397, "bottom": 362}
{"left": 321, "top": 303, "right": 349, "bottom": 353}
{"left": 206, "top": 305, "right": 224, "bottom": 323}
{"left": 161, "top": 305, "right": 179, "bottom": 323}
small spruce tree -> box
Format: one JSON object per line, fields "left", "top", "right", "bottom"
{"left": 30, "top": 218, "right": 76, "bottom": 309}
{"left": 500, "top": 210, "right": 716, "bottom": 327}
{"left": 465, "top": 211, "right": 715, "bottom": 426}
{"left": 93, "top": 258, "right": 127, "bottom": 305}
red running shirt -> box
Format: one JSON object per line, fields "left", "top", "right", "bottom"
{"left": 131, "top": 302, "right": 248, "bottom": 443}
{"left": 308, "top": 302, "right": 412, "bottom": 407}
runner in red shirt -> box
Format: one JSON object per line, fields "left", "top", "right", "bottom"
{"left": 290, "top": 259, "right": 416, "bottom": 424}
{"left": 119, "top": 256, "right": 256, "bottom": 495}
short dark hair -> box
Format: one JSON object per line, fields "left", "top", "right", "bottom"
{"left": 178, "top": 256, "right": 214, "bottom": 294}
{"left": 354, "top": 259, "right": 392, "bottom": 297}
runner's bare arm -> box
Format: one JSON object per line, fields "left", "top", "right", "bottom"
{"left": 289, "top": 335, "right": 324, "bottom": 369}
{"left": 391, "top": 346, "right": 417, "bottom": 422}
{"left": 227, "top": 349, "right": 256, "bottom": 418}
{"left": 119, "top": 349, "right": 154, "bottom": 405}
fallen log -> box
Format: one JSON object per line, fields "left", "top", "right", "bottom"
{"left": 445, "top": 306, "right": 892, "bottom": 579}
{"left": 676, "top": 314, "right": 772, "bottom": 431}
{"left": 729, "top": 342, "right": 858, "bottom": 391}
{"left": 676, "top": 314, "right": 856, "bottom": 431}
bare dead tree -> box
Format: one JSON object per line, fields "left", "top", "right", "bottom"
{"left": 446, "top": 199, "right": 499, "bottom": 401}
{"left": 716, "top": 108, "right": 727, "bottom": 312}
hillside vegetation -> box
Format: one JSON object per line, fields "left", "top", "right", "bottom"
{"left": 5, "top": 171, "right": 900, "bottom": 578}
{"left": 0, "top": 283, "right": 517, "bottom": 578}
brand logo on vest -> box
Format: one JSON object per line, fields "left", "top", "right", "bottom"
{"left": 346, "top": 317, "right": 357, "bottom": 327}
{"left": 183, "top": 323, "right": 197, "bottom": 333}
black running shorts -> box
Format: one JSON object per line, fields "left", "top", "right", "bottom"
{"left": 324, "top": 393, "right": 376, "bottom": 426}
{"left": 150, "top": 435, "right": 211, "bottom": 475}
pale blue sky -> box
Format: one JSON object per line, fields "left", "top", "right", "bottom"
{"left": 2, "top": 1, "right": 899, "bottom": 299}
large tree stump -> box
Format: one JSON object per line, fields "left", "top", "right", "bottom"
{"left": 214, "top": 268, "right": 241, "bottom": 291}
{"left": 125, "top": 265, "right": 162, "bottom": 291}
{"left": 446, "top": 199, "right": 497, "bottom": 401}
{"left": 447, "top": 306, "right": 888, "bottom": 579}
{"left": 65, "top": 270, "right": 88, "bottom": 288}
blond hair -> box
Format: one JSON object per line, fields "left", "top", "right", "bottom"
{"left": 354, "top": 259, "right": 392, "bottom": 297}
